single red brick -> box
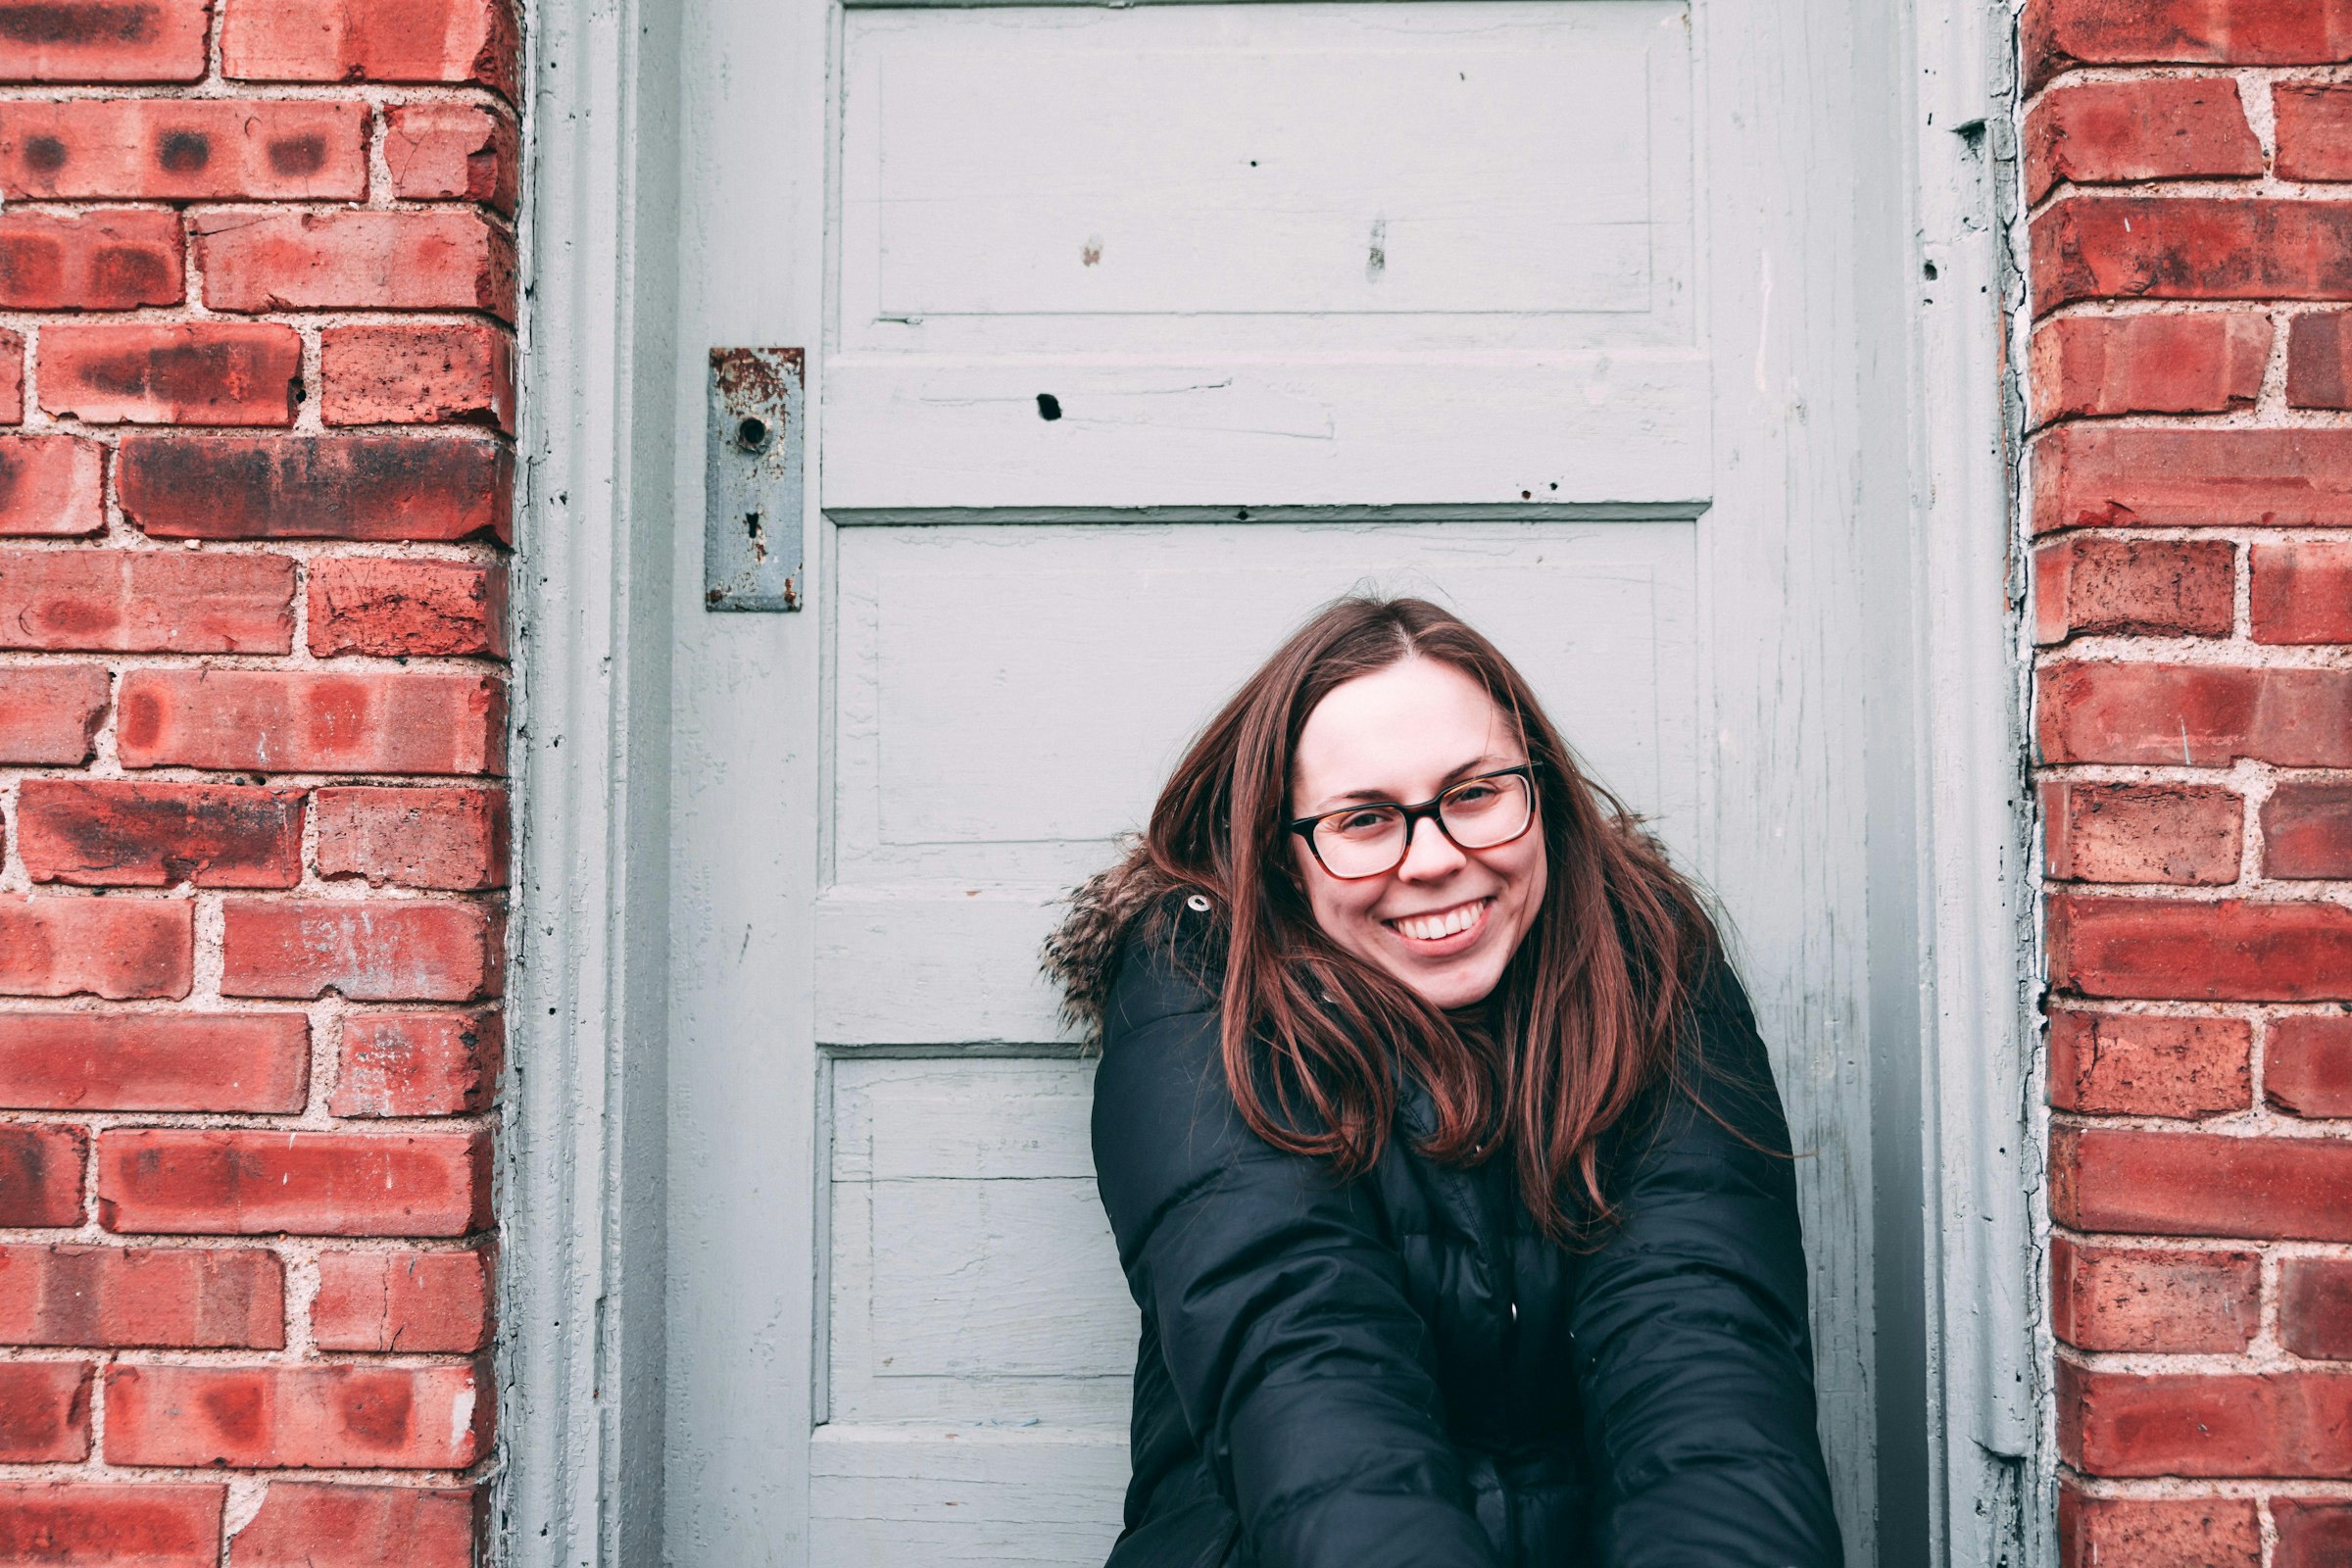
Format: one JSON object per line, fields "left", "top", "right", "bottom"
{"left": 0, "top": 1009, "right": 304, "bottom": 1113}
{"left": 2280, "top": 85, "right": 2352, "bottom": 181}
{"left": 0, "top": 1244, "right": 283, "bottom": 1348}
{"left": 320, "top": 322, "right": 513, "bottom": 430}
{"left": 0, "top": 208, "right": 181, "bottom": 309}
{"left": 231, "top": 1481, "right": 480, "bottom": 1568}
{"left": 223, "top": 0, "right": 518, "bottom": 98}
{"left": 2269, "top": 1014, "right": 2352, "bottom": 1117}
{"left": 2266, "top": 782, "right": 2352, "bottom": 879}
{"left": 97, "top": 1127, "right": 489, "bottom": 1236}
{"left": 313, "top": 1248, "right": 488, "bottom": 1351}
{"left": 2029, "top": 313, "right": 2268, "bottom": 424}
{"left": 2060, "top": 1360, "right": 2352, "bottom": 1476}
{"left": 0, "top": 1360, "right": 89, "bottom": 1460}
{"left": 105, "top": 1361, "right": 489, "bottom": 1469}
{"left": 2034, "top": 423, "right": 2352, "bottom": 533}
{"left": 2034, "top": 196, "right": 2352, "bottom": 315}
{"left": 0, "top": 99, "right": 366, "bottom": 200}
{"left": 2042, "top": 781, "right": 2241, "bottom": 884}
{"left": 115, "top": 668, "right": 507, "bottom": 775}
{"left": 0, "top": 664, "right": 108, "bottom": 763}
{"left": 117, "top": 432, "right": 511, "bottom": 543}
{"left": 316, "top": 787, "right": 506, "bottom": 891}
{"left": 19, "top": 780, "right": 304, "bottom": 889}
{"left": 2252, "top": 539, "right": 2352, "bottom": 643}
{"left": 40, "top": 321, "right": 301, "bottom": 425}
{"left": 2038, "top": 663, "right": 2352, "bottom": 768}
{"left": 2049, "top": 1234, "right": 2259, "bottom": 1351}
{"left": 0, "top": 1123, "right": 83, "bottom": 1226}
{"left": 0, "top": 433, "right": 105, "bottom": 536}
{"left": 2053, "top": 1125, "right": 2352, "bottom": 1240}
{"left": 2057, "top": 1486, "right": 2261, "bottom": 1568}
{"left": 0, "top": 327, "right": 24, "bottom": 423}
{"left": 194, "top": 208, "right": 515, "bottom": 318}
{"left": 0, "top": 548, "right": 294, "bottom": 653}
{"left": 384, "top": 102, "right": 518, "bottom": 214}
{"left": 2290, "top": 311, "right": 2352, "bottom": 408}
{"left": 2282, "top": 1256, "right": 2352, "bottom": 1359}
{"left": 2047, "top": 1007, "right": 2252, "bottom": 1115}
{"left": 2024, "top": 0, "right": 2352, "bottom": 94}
{"left": 333, "top": 1010, "right": 500, "bottom": 1116}
{"left": 0, "top": 1483, "right": 222, "bottom": 1568}
{"left": 2050, "top": 895, "right": 2352, "bottom": 1003}
{"left": 221, "top": 899, "right": 501, "bottom": 1003}
{"left": 2277, "top": 1497, "right": 2352, "bottom": 1568}
{"left": 307, "top": 557, "right": 507, "bottom": 657}
{"left": 0, "top": 895, "right": 191, "bottom": 1000}
{"left": 2031, "top": 535, "right": 2235, "bottom": 642}
{"left": 0, "top": 0, "right": 210, "bottom": 82}
{"left": 2024, "top": 78, "right": 2261, "bottom": 204}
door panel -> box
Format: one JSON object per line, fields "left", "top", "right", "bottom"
{"left": 808, "top": 1424, "right": 1130, "bottom": 1567}
{"left": 827, "top": 3, "right": 1704, "bottom": 509}
{"left": 851, "top": 24, "right": 1665, "bottom": 318}
{"left": 818, "top": 518, "right": 1695, "bottom": 1042}
{"left": 826, "top": 1055, "right": 1130, "bottom": 1422}
{"left": 819, "top": 1057, "right": 1133, "bottom": 1562}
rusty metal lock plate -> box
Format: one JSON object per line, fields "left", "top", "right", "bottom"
{"left": 705, "top": 347, "right": 805, "bottom": 612}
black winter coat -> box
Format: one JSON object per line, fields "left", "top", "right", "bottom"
{"left": 1075, "top": 893, "right": 1842, "bottom": 1568}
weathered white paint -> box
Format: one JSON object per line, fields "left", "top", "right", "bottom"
{"left": 808, "top": 0, "right": 1894, "bottom": 1552}
{"left": 827, "top": 1056, "right": 1134, "bottom": 1427}
{"left": 499, "top": 0, "right": 680, "bottom": 1559}
{"left": 819, "top": 519, "right": 1696, "bottom": 1044}
{"left": 828, "top": 4, "right": 1703, "bottom": 510}
{"left": 808, "top": 1425, "right": 1130, "bottom": 1566}
{"left": 510, "top": 0, "right": 2050, "bottom": 1564}
{"left": 1907, "top": 0, "right": 2048, "bottom": 1559}
{"left": 858, "top": 39, "right": 1654, "bottom": 313}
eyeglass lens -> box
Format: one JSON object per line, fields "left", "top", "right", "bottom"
{"left": 1312, "top": 773, "right": 1533, "bottom": 878}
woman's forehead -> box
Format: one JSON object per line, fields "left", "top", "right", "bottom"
{"left": 1292, "top": 659, "right": 1520, "bottom": 796}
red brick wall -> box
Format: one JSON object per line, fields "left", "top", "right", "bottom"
{"left": 2028, "top": 3, "right": 2352, "bottom": 1561}
{"left": 0, "top": 1, "right": 515, "bottom": 1562}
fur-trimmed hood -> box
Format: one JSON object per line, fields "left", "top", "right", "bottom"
{"left": 1039, "top": 841, "right": 1200, "bottom": 1046}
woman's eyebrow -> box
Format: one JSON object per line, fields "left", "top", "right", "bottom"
{"left": 1441, "top": 753, "right": 1517, "bottom": 785}
{"left": 1307, "top": 755, "right": 1518, "bottom": 811}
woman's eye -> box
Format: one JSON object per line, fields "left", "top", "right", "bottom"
{"left": 1449, "top": 784, "right": 1501, "bottom": 808}
{"left": 1329, "top": 809, "right": 1396, "bottom": 837}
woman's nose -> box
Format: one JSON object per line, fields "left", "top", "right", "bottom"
{"left": 1396, "top": 814, "right": 1467, "bottom": 880}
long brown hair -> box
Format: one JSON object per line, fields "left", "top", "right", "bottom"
{"left": 1141, "top": 595, "right": 1718, "bottom": 1241}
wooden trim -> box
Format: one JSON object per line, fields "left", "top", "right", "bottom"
{"left": 499, "top": 0, "right": 682, "bottom": 1558}
{"left": 1902, "top": 0, "right": 2051, "bottom": 1562}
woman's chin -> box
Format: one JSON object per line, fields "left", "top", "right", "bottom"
{"left": 1385, "top": 952, "right": 1505, "bottom": 1011}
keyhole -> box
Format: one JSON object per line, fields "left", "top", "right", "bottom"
{"left": 745, "top": 512, "right": 765, "bottom": 562}
{"left": 1036, "top": 393, "right": 1062, "bottom": 421}
{"left": 735, "top": 415, "right": 770, "bottom": 451}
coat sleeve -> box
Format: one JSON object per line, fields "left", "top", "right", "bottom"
{"left": 1568, "top": 961, "right": 1845, "bottom": 1567}
{"left": 1092, "top": 947, "right": 1500, "bottom": 1568}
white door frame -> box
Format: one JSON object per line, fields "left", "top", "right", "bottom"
{"left": 497, "top": 0, "right": 2049, "bottom": 1561}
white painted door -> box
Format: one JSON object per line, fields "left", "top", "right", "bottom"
{"left": 662, "top": 1, "right": 1917, "bottom": 1563}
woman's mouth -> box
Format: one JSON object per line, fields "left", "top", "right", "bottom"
{"left": 1384, "top": 897, "right": 1494, "bottom": 947}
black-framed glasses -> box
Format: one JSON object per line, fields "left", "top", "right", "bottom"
{"left": 1288, "top": 763, "right": 1542, "bottom": 881}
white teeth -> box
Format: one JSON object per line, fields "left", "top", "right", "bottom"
{"left": 1391, "top": 901, "right": 1487, "bottom": 942}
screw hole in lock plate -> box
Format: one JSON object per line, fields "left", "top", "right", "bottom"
{"left": 736, "top": 415, "right": 770, "bottom": 451}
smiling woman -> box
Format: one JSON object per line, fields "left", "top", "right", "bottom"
{"left": 1043, "top": 596, "right": 1841, "bottom": 1568}
{"left": 1285, "top": 662, "right": 1550, "bottom": 1009}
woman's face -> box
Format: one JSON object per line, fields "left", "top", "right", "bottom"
{"left": 1288, "top": 657, "right": 1548, "bottom": 1010}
